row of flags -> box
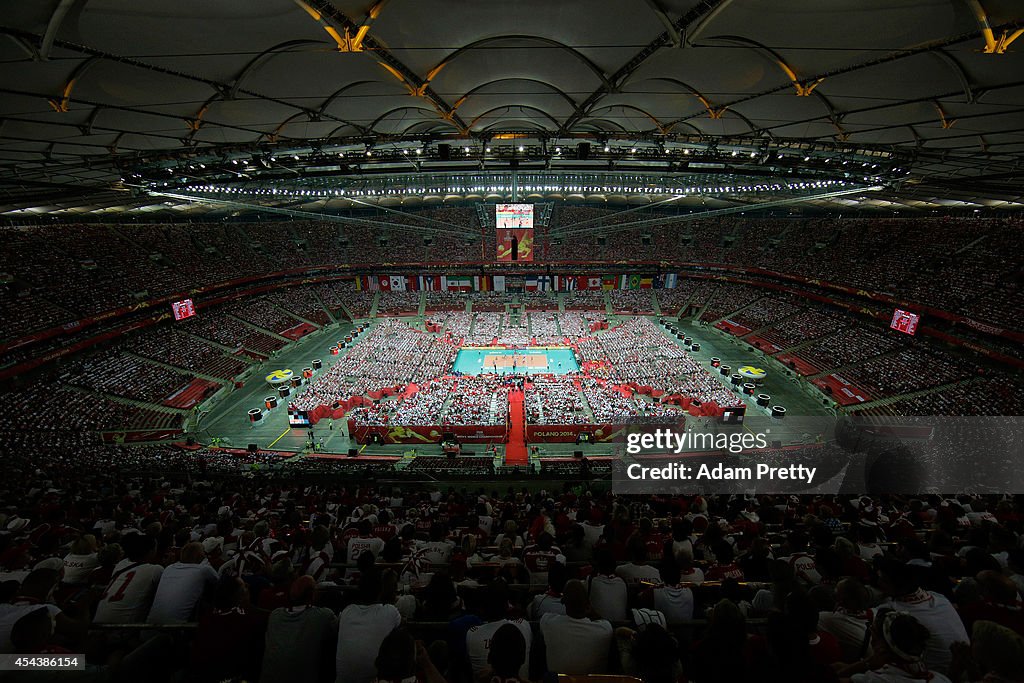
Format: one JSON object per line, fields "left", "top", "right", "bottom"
{"left": 355, "top": 273, "right": 680, "bottom": 292}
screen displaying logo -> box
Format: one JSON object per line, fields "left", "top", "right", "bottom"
{"left": 171, "top": 298, "right": 196, "bottom": 320}
{"left": 890, "top": 309, "right": 920, "bottom": 335}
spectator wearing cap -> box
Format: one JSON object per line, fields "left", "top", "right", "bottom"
{"left": 147, "top": 541, "right": 218, "bottom": 624}
{"left": 261, "top": 575, "right": 338, "bottom": 683}
{"left": 201, "top": 536, "right": 225, "bottom": 570}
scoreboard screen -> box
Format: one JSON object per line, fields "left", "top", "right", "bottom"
{"left": 496, "top": 204, "right": 534, "bottom": 262}
{"left": 890, "top": 309, "right": 920, "bottom": 335}
{"left": 171, "top": 298, "right": 197, "bottom": 321}
{"left": 495, "top": 203, "right": 533, "bottom": 229}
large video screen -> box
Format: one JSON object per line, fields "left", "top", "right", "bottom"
{"left": 495, "top": 203, "right": 533, "bottom": 229}
{"left": 171, "top": 298, "right": 197, "bottom": 321}
{"left": 890, "top": 308, "right": 920, "bottom": 335}
{"left": 496, "top": 204, "right": 534, "bottom": 262}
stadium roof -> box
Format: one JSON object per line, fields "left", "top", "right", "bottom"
{"left": 1, "top": 0, "right": 1022, "bottom": 217}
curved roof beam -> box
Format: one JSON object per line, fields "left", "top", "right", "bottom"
{"left": 317, "top": 80, "right": 378, "bottom": 117}
{"left": 418, "top": 35, "right": 611, "bottom": 94}
{"left": 452, "top": 77, "right": 578, "bottom": 113}
{"left": 683, "top": 0, "right": 735, "bottom": 47}
{"left": 370, "top": 105, "right": 452, "bottom": 132}
{"left": 481, "top": 119, "right": 549, "bottom": 132}
{"left": 186, "top": 39, "right": 328, "bottom": 133}
{"left": 573, "top": 117, "right": 630, "bottom": 133}
{"left": 229, "top": 39, "right": 327, "bottom": 99}
{"left": 587, "top": 103, "right": 670, "bottom": 133}
{"left": 41, "top": 0, "right": 84, "bottom": 60}
{"left": 301, "top": 0, "right": 466, "bottom": 130}
{"left": 643, "top": 77, "right": 730, "bottom": 119}
{"left": 642, "top": 0, "right": 682, "bottom": 47}
{"left": 707, "top": 35, "right": 825, "bottom": 96}
{"left": 48, "top": 55, "right": 101, "bottom": 112}
{"left": 470, "top": 105, "right": 561, "bottom": 131}
{"left": 930, "top": 49, "right": 976, "bottom": 103}
{"left": 4, "top": 33, "right": 40, "bottom": 60}
{"left": 963, "top": 0, "right": 1024, "bottom": 53}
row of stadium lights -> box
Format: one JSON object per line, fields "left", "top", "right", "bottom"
{"left": 178, "top": 179, "right": 848, "bottom": 197}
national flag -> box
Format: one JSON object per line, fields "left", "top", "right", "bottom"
{"left": 378, "top": 275, "right": 393, "bottom": 292}
{"left": 389, "top": 275, "right": 406, "bottom": 291}
{"left": 405, "top": 276, "right": 418, "bottom": 291}
{"left": 586, "top": 276, "right": 602, "bottom": 290}
{"left": 419, "top": 275, "right": 441, "bottom": 291}
{"left": 444, "top": 275, "right": 473, "bottom": 292}
{"left": 626, "top": 274, "right": 640, "bottom": 289}
{"left": 639, "top": 277, "right": 654, "bottom": 289}
{"left": 525, "top": 276, "right": 539, "bottom": 292}
{"left": 562, "top": 276, "right": 578, "bottom": 291}
{"left": 663, "top": 273, "right": 678, "bottom": 289}
{"left": 493, "top": 275, "right": 506, "bottom": 292}
{"left": 537, "top": 275, "right": 553, "bottom": 292}
{"left": 601, "top": 275, "right": 617, "bottom": 291}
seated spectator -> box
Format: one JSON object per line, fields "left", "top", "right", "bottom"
{"left": 837, "top": 609, "right": 952, "bottom": 683}
{"left": 335, "top": 568, "right": 402, "bottom": 683}
{"left": 486, "top": 622, "right": 531, "bottom": 683}
{"left": 587, "top": 546, "right": 628, "bottom": 622}
{"left": 817, "top": 577, "right": 874, "bottom": 663}
{"left": 876, "top": 559, "right": 968, "bottom": 676}
{"left": 538, "top": 580, "right": 613, "bottom": 674}
{"left": 650, "top": 560, "right": 694, "bottom": 625}
{"left": 147, "top": 542, "right": 218, "bottom": 624}
{"left": 616, "top": 534, "right": 662, "bottom": 586}
{"left": 94, "top": 533, "right": 164, "bottom": 624}
{"left": 261, "top": 575, "right": 338, "bottom": 683}
{"left": 689, "top": 599, "right": 767, "bottom": 683}
{"left": 0, "top": 568, "right": 88, "bottom": 654}
{"left": 466, "top": 582, "right": 532, "bottom": 680}
{"left": 189, "top": 575, "right": 266, "bottom": 682}
{"left": 529, "top": 561, "right": 568, "bottom": 620}
{"left": 61, "top": 535, "right": 99, "bottom": 586}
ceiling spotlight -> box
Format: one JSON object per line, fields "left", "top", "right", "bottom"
{"left": 604, "top": 145, "right": 610, "bottom": 152}
{"left": 630, "top": 147, "right": 636, "bottom": 153}
{"left": 518, "top": 145, "right": 524, "bottom": 152}
{"left": 416, "top": 148, "right": 422, "bottom": 155}
{"left": 366, "top": 150, "right": 372, "bottom": 156}
{"left": 464, "top": 146, "right": 470, "bottom": 153}
{"left": 485, "top": 147, "right": 491, "bottom": 153}
{"left": 555, "top": 147, "right": 561, "bottom": 153}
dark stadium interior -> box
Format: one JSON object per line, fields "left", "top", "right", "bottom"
{"left": 1, "top": 1, "right": 1023, "bottom": 682}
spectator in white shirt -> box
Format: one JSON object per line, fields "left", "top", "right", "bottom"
{"left": 147, "top": 542, "right": 218, "bottom": 624}
{"left": 616, "top": 535, "right": 662, "bottom": 587}
{"left": 651, "top": 560, "right": 694, "bottom": 625}
{"left": 539, "top": 580, "right": 613, "bottom": 674}
{"left": 587, "top": 546, "right": 628, "bottom": 623}
{"left": 0, "top": 568, "right": 87, "bottom": 654}
{"left": 530, "top": 562, "right": 568, "bottom": 620}
{"left": 877, "top": 560, "right": 968, "bottom": 676}
{"left": 818, "top": 577, "right": 874, "bottom": 662}
{"left": 837, "top": 609, "right": 952, "bottom": 683}
{"left": 335, "top": 568, "right": 402, "bottom": 683}
{"left": 94, "top": 534, "right": 164, "bottom": 624}
{"left": 61, "top": 535, "right": 99, "bottom": 586}
{"left": 467, "top": 582, "right": 532, "bottom": 681}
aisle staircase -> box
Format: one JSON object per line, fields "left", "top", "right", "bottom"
{"left": 505, "top": 389, "right": 529, "bottom": 466}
